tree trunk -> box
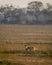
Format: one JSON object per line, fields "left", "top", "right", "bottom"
{"left": 35, "top": 15, "right": 39, "bottom": 24}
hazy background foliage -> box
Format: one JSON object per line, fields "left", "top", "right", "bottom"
{"left": 0, "top": 1, "right": 52, "bottom": 24}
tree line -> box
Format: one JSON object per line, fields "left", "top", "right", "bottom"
{"left": 0, "top": 1, "right": 52, "bottom": 24}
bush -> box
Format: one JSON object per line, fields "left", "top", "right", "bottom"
{"left": 0, "top": 61, "right": 3, "bottom": 64}
{"left": 2, "top": 60, "right": 12, "bottom": 65}
{"left": 47, "top": 50, "right": 52, "bottom": 57}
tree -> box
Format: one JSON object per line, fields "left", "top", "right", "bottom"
{"left": 42, "top": 3, "right": 52, "bottom": 24}
{"left": 46, "top": 3, "right": 52, "bottom": 12}
{"left": 27, "top": 1, "right": 43, "bottom": 23}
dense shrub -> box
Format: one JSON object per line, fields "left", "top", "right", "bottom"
{"left": 0, "top": 60, "right": 12, "bottom": 65}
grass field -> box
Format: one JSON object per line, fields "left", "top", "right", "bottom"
{"left": 0, "top": 25, "right": 52, "bottom": 65}
{"left": 0, "top": 42, "right": 52, "bottom": 51}
{"left": 0, "top": 54, "right": 52, "bottom": 65}
{"left": 0, "top": 25, "right": 52, "bottom": 43}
